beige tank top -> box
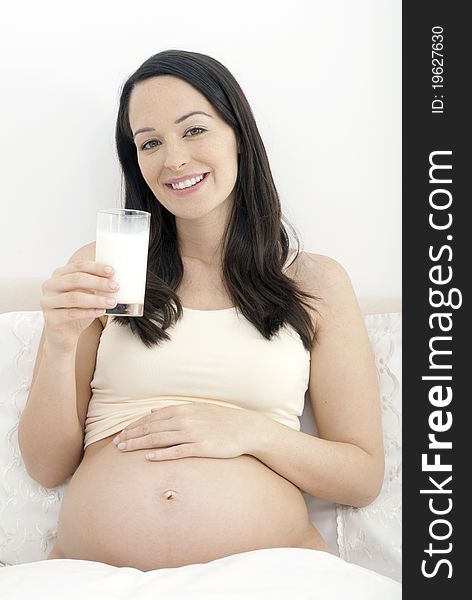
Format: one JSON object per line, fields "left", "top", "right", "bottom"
{"left": 84, "top": 257, "right": 311, "bottom": 448}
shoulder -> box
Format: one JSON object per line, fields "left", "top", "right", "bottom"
{"left": 297, "top": 251, "right": 353, "bottom": 299}
{"left": 296, "top": 252, "right": 361, "bottom": 334}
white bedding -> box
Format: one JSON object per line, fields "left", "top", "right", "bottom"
{"left": 0, "top": 547, "right": 400, "bottom": 599}
{"left": 0, "top": 309, "right": 402, "bottom": 593}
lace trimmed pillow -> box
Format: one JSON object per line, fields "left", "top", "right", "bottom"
{"left": 0, "top": 311, "right": 64, "bottom": 566}
{"left": 336, "top": 312, "right": 402, "bottom": 582}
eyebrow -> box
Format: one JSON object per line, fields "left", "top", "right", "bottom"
{"left": 132, "top": 111, "right": 213, "bottom": 138}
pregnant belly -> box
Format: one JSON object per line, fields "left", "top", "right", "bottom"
{"left": 56, "top": 433, "right": 326, "bottom": 571}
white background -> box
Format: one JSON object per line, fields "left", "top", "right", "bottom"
{"left": 0, "top": 0, "right": 401, "bottom": 300}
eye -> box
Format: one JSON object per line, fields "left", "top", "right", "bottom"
{"left": 140, "top": 139, "right": 160, "bottom": 151}
{"left": 139, "top": 127, "right": 206, "bottom": 151}
{"left": 185, "top": 127, "right": 206, "bottom": 137}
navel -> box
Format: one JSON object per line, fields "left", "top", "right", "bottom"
{"left": 162, "top": 489, "right": 178, "bottom": 501}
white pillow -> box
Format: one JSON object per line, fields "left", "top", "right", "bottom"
{"left": 0, "top": 310, "right": 401, "bottom": 579}
{"left": 0, "top": 311, "right": 67, "bottom": 566}
{"left": 335, "top": 313, "right": 402, "bottom": 582}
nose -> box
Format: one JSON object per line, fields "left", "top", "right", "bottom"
{"left": 163, "top": 140, "right": 190, "bottom": 171}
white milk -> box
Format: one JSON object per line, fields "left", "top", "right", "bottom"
{"left": 96, "top": 230, "right": 150, "bottom": 304}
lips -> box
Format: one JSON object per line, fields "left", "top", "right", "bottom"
{"left": 165, "top": 172, "right": 210, "bottom": 195}
{"left": 165, "top": 172, "right": 209, "bottom": 186}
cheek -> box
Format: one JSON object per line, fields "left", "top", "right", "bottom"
{"left": 138, "top": 156, "right": 159, "bottom": 186}
{"left": 223, "top": 147, "right": 239, "bottom": 181}
{"left": 211, "top": 138, "right": 238, "bottom": 172}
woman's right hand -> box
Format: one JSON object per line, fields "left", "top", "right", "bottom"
{"left": 40, "top": 260, "right": 119, "bottom": 350}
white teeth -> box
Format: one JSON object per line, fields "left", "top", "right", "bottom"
{"left": 171, "top": 174, "right": 205, "bottom": 190}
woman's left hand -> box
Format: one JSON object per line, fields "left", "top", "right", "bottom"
{"left": 113, "top": 403, "right": 268, "bottom": 461}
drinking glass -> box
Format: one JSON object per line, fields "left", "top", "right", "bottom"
{"left": 96, "top": 208, "right": 151, "bottom": 316}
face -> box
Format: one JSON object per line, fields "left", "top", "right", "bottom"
{"left": 128, "top": 75, "right": 239, "bottom": 220}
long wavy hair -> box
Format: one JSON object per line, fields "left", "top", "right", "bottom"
{"left": 113, "top": 49, "right": 320, "bottom": 351}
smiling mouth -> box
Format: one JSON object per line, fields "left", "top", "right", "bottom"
{"left": 165, "top": 172, "right": 210, "bottom": 193}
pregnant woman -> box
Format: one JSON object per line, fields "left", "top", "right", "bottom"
{"left": 18, "top": 50, "right": 385, "bottom": 572}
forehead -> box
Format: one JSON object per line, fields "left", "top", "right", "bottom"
{"left": 128, "top": 75, "right": 212, "bottom": 128}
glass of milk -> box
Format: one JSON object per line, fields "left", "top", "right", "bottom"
{"left": 96, "top": 208, "right": 151, "bottom": 317}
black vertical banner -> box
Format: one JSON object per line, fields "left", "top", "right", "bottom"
{"left": 403, "top": 2, "right": 469, "bottom": 597}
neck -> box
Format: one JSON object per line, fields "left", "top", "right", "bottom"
{"left": 175, "top": 197, "right": 232, "bottom": 267}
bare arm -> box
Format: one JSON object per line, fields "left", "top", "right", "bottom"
{"left": 250, "top": 419, "right": 383, "bottom": 507}
{"left": 18, "top": 333, "right": 85, "bottom": 488}
{"left": 18, "top": 244, "right": 116, "bottom": 488}
{"left": 249, "top": 254, "right": 384, "bottom": 507}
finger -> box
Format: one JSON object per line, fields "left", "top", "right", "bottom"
{"left": 61, "top": 260, "right": 115, "bottom": 279}
{"left": 119, "top": 410, "right": 156, "bottom": 438}
{"left": 150, "top": 404, "right": 187, "bottom": 419}
{"left": 51, "top": 272, "right": 114, "bottom": 295}
{"left": 121, "top": 421, "right": 143, "bottom": 433}
{"left": 118, "top": 431, "right": 188, "bottom": 452}
{"left": 145, "top": 444, "right": 198, "bottom": 461}
{"left": 119, "top": 417, "right": 177, "bottom": 442}
{"left": 119, "top": 406, "right": 180, "bottom": 438}
{"left": 120, "top": 420, "right": 149, "bottom": 438}
{"left": 42, "top": 290, "right": 117, "bottom": 311}
{"left": 115, "top": 424, "right": 149, "bottom": 445}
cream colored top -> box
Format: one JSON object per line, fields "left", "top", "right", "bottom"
{"left": 84, "top": 257, "right": 311, "bottom": 449}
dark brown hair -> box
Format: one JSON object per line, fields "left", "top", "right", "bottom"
{"left": 113, "top": 49, "right": 320, "bottom": 351}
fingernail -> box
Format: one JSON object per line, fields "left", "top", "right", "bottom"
{"left": 113, "top": 436, "right": 120, "bottom": 444}
{"left": 118, "top": 442, "right": 127, "bottom": 450}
